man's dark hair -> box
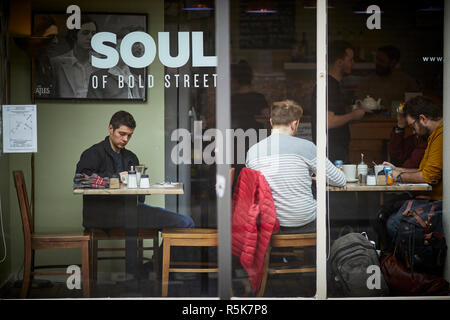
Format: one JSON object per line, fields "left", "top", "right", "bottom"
{"left": 378, "top": 45, "right": 401, "bottom": 63}
{"left": 328, "top": 40, "right": 354, "bottom": 65}
{"left": 404, "top": 96, "right": 442, "bottom": 121}
{"left": 231, "top": 60, "right": 253, "bottom": 86}
{"left": 109, "top": 111, "right": 136, "bottom": 130}
{"left": 66, "top": 15, "right": 97, "bottom": 48}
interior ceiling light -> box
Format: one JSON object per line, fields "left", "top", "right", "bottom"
{"left": 352, "top": 1, "right": 383, "bottom": 14}
{"left": 182, "top": 0, "right": 214, "bottom": 11}
{"left": 303, "top": 0, "right": 335, "bottom": 9}
{"left": 246, "top": 0, "right": 277, "bottom": 13}
{"left": 417, "top": 0, "right": 444, "bottom": 12}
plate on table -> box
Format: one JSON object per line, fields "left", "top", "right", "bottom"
{"left": 346, "top": 178, "right": 359, "bottom": 183}
{"left": 153, "top": 182, "right": 177, "bottom": 188}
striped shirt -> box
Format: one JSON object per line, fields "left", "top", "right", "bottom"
{"left": 246, "top": 133, "right": 346, "bottom": 227}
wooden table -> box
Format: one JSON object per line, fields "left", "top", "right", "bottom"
{"left": 327, "top": 183, "right": 432, "bottom": 192}
{"left": 74, "top": 183, "right": 183, "bottom": 292}
{"left": 327, "top": 182, "right": 431, "bottom": 206}
{"left": 326, "top": 182, "right": 432, "bottom": 233}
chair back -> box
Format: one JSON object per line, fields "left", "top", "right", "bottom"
{"left": 13, "top": 171, "right": 33, "bottom": 245}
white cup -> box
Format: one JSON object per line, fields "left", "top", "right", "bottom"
{"left": 120, "top": 171, "right": 128, "bottom": 184}
{"left": 342, "top": 164, "right": 357, "bottom": 181}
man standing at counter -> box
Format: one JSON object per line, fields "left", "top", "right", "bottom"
{"left": 383, "top": 96, "right": 443, "bottom": 201}
{"left": 75, "top": 110, "right": 194, "bottom": 230}
{"left": 312, "top": 40, "right": 370, "bottom": 162}
{"left": 356, "top": 45, "right": 421, "bottom": 110}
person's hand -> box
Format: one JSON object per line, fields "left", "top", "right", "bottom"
{"left": 392, "top": 169, "right": 402, "bottom": 181}
{"left": 382, "top": 161, "right": 396, "bottom": 170}
{"left": 350, "top": 108, "right": 372, "bottom": 121}
{"left": 396, "top": 113, "right": 406, "bottom": 129}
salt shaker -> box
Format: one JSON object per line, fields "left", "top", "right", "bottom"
{"left": 366, "top": 168, "right": 376, "bottom": 186}
{"left": 128, "top": 166, "right": 137, "bottom": 189}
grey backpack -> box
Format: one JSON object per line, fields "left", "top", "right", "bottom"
{"left": 330, "top": 232, "right": 389, "bottom": 297}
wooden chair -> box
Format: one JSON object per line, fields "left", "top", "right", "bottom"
{"left": 86, "top": 228, "right": 159, "bottom": 281}
{"left": 161, "top": 228, "right": 218, "bottom": 296}
{"left": 160, "top": 168, "right": 235, "bottom": 297}
{"left": 13, "top": 171, "right": 90, "bottom": 298}
{"left": 256, "top": 232, "right": 316, "bottom": 297}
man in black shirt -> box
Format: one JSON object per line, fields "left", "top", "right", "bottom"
{"left": 230, "top": 60, "right": 269, "bottom": 179}
{"left": 312, "top": 41, "right": 370, "bottom": 162}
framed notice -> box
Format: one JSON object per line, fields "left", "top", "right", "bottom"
{"left": 2, "top": 105, "right": 38, "bottom": 153}
{"left": 32, "top": 12, "right": 148, "bottom": 101}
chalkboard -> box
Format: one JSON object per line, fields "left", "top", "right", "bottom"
{"left": 239, "top": 0, "right": 295, "bottom": 49}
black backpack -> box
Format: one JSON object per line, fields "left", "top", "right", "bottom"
{"left": 394, "top": 200, "right": 447, "bottom": 276}
{"left": 329, "top": 232, "right": 389, "bottom": 297}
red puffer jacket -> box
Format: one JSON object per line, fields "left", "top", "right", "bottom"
{"left": 231, "top": 167, "right": 279, "bottom": 292}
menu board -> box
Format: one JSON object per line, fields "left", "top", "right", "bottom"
{"left": 239, "top": 0, "right": 295, "bottom": 49}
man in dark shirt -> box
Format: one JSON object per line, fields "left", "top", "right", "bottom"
{"left": 75, "top": 110, "right": 194, "bottom": 230}
{"left": 388, "top": 106, "right": 427, "bottom": 168}
{"left": 231, "top": 60, "right": 269, "bottom": 180}
{"left": 312, "top": 41, "right": 370, "bottom": 162}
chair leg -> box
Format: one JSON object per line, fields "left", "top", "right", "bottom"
{"left": 92, "top": 239, "right": 98, "bottom": 282}
{"left": 81, "top": 241, "right": 90, "bottom": 298}
{"left": 161, "top": 239, "right": 171, "bottom": 297}
{"left": 21, "top": 247, "right": 32, "bottom": 299}
{"left": 153, "top": 233, "right": 159, "bottom": 278}
{"left": 256, "top": 246, "right": 271, "bottom": 297}
{"left": 30, "top": 250, "right": 35, "bottom": 283}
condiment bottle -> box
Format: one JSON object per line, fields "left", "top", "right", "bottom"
{"left": 357, "top": 153, "right": 368, "bottom": 185}
{"left": 128, "top": 166, "right": 137, "bottom": 189}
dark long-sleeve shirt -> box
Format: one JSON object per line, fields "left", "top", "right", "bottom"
{"left": 388, "top": 127, "right": 427, "bottom": 168}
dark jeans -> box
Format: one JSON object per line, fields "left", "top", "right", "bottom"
{"left": 373, "top": 192, "right": 414, "bottom": 251}
{"left": 278, "top": 220, "right": 316, "bottom": 234}
{"left": 138, "top": 203, "right": 195, "bottom": 229}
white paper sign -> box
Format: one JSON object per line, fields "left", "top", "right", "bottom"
{"left": 2, "top": 105, "right": 37, "bottom": 153}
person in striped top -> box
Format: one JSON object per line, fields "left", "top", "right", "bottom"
{"left": 246, "top": 100, "right": 346, "bottom": 233}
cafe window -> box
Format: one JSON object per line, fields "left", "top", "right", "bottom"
{"left": 324, "top": 0, "right": 446, "bottom": 299}
{"left": 229, "top": 0, "right": 318, "bottom": 298}
{"left": 0, "top": 0, "right": 449, "bottom": 301}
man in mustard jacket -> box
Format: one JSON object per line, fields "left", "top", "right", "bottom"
{"left": 383, "top": 96, "right": 443, "bottom": 201}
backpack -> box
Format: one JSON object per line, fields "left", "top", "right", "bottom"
{"left": 394, "top": 200, "right": 447, "bottom": 275}
{"left": 330, "top": 232, "right": 389, "bottom": 297}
